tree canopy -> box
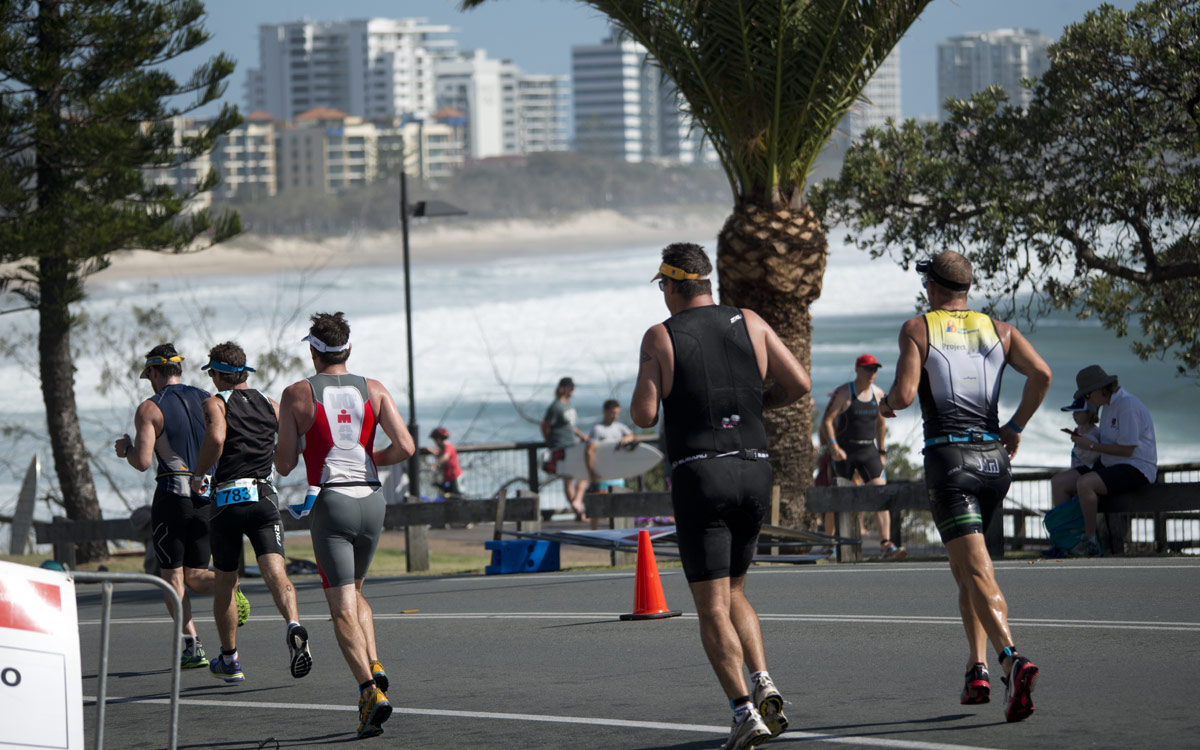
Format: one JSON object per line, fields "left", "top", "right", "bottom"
{"left": 0, "top": 0, "right": 241, "bottom": 560}
{"left": 811, "top": 0, "right": 1200, "bottom": 373}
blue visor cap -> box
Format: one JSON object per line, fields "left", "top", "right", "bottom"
{"left": 202, "top": 361, "right": 256, "bottom": 374}
{"left": 1061, "top": 395, "right": 1094, "bottom": 413}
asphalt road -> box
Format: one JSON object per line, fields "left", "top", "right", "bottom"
{"left": 73, "top": 557, "right": 1200, "bottom": 750}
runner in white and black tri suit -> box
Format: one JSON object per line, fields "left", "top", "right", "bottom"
{"left": 189, "top": 341, "right": 312, "bottom": 684}
{"left": 632, "top": 243, "right": 811, "bottom": 750}
{"left": 113, "top": 343, "right": 237, "bottom": 669}
{"left": 276, "top": 312, "right": 414, "bottom": 740}
{"left": 879, "top": 251, "right": 1051, "bottom": 723}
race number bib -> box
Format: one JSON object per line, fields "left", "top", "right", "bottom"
{"left": 214, "top": 478, "right": 259, "bottom": 507}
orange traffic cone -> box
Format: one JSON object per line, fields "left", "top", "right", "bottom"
{"left": 620, "top": 529, "right": 682, "bottom": 620}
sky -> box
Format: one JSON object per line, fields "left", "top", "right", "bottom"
{"left": 187, "top": 0, "right": 1141, "bottom": 120}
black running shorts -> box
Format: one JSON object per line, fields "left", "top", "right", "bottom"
{"left": 310, "top": 488, "right": 386, "bottom": 588}
{"left": 208, "top": 483, "right": 286, "bottom": 572}
{"left": 1076, "top": 462, "right": 1150, "bottom": 496}
{"left": 923, "top": 442, "right": 1012, "bottom": 543}
{"left": 150, "top": 489, "right": 211, "bottom": 570}
{"left": 671, "top": 457, "right": 772, "bottom": 583}
{"left": 832, "top": 443, "right": 884, "bottom": 482}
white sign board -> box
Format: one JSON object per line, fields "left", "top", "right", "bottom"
{"left": 0, "top": 561, "right": 84, "bottom": 750}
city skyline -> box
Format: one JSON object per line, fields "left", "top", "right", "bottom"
{"left": 183, "top": 0, "right": 1141, "bottom": 121}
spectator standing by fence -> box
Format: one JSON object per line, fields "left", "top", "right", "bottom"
{"left": 879, "top": 250, "right": 1050, "bottom": 723}
{"left": 1049, "top": 365, "right": 1157, "bottom": 557}
{"left": 426, "top": 427, "right": 464, "bottom": 498}
{"left": 542, "top": 376, "right": 590, "bottom": 520}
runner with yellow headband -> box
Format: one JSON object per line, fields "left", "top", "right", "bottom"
{"left": 116, "top": 343, "right": 248, "bottom": 670}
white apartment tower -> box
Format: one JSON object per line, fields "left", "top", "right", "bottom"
{"left": 572, "top": 31, "right": 661, "bottom": 162}
{"left": 513, "top": 73, "right": 569, "bottom": 155}
{"left": 435, "top": 51, "right": 569, "bottom": 159}
{"left": 245, "top": 18, "right": 454, "bottom": 122}
{"left": 937, "top": 28, "right": 1052, "bottom": 120}
{"left": 572, "top": 30, "right": 713, "bottom": 163}
{"left": 827, "top": 48, "right": 902, "bottom": 151}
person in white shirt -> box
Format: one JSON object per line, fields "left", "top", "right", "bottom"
{"left": 1049, "top": 365, "right": 1157, "bottom": 556}
{"left": 586, "top": 399, "right": 636, "bottom": 490}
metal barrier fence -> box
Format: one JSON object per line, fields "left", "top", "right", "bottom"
{"left": 72, "top": 571, "right": 183, "bottom": 750}
{"left": 1005, "top": 463, "right": 1200, "bottom": 551}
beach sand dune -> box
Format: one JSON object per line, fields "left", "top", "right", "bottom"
{"left": 86, "top": 207, "right": 728, "bottom": 283}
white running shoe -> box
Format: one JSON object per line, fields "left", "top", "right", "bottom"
{"left": 751, "top": 674, "right": 789, "bottom": 737}
{"left": 722, "top": 706, "right": 771, "bottom": 750}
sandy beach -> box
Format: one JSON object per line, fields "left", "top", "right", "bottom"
{"left": 86, "top": 206, "right": 729, "bottom": 284}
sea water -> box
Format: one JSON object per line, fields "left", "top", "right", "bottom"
{"left": 1, "top": 233, "right": 1196, "bottom": 532}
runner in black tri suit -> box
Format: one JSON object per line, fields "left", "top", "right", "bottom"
{"left": 632, "top": 243, "right": 811, "bottom": 750}
{"left": 189, "top": 341, "right": 312, "bottom": 684}
{"left": 819, "top": 353, "right": 903, "bottom": 557}
{"left": 879, "top": 251, "right": 1051, "bottom": 723}
{"left": 276, "top": 312, "right": 415, "bottom": 739}
{"left": 114, "top": 343, "right": 222, "bottom": 669}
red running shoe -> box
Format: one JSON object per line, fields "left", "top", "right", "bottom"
{"left": 1002, "top": 656, "right": 1039, "bottom": 722}
{"left": 960, "top": 663, "right": 990, "bottom": 704}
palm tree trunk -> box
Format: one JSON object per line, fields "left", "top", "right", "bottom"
{"left": 717, "top": 203, "right": 828, "bottom": 528}
{"left": 38, "top": 256, "right": 107, "bottom": 563}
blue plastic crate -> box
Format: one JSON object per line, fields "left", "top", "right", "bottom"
{"left": 484, "top": 539, "right": 560, "bottom": 575}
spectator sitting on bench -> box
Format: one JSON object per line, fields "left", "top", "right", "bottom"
{"left": 1050, "top": 365, "right": 1158, "bottom": 557}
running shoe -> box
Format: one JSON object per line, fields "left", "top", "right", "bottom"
{"left": 209, "top": 656, "right": 244, "bottom": 683}
{"left": 960, "top": 663, "right": 990, "bottom": 705}
{"left": 234, "top": 587, "right": 251, "bottom": 627}
{"left": 1067, "top": 536, "right": 1102, "bottom": 557}
{"left": 370, "top": 659, "right": 389, "bottom": 693}
{"left": 751, "top": 673, "right": 789, "bottom": 737}
{"left": 287, "top": 624, "right": 312, "bottom": 679}
{"left": 1001, "top": 656, "right": 1039, "bottom": 722}
{"left": 357, "top": 686, "right": 392, "bottom": 739}
{"left": 722, "top": 706, "right": 771, "bottom": 750}
{"left": 180, "top": 640, "right": 207, "bottom": 669}
{"left": 880, "top": 540, "right": 908, "bottom": 559}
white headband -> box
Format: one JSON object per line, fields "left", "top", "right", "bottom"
{"left": 302, "top": 334, "right": 350, "bottom": 353}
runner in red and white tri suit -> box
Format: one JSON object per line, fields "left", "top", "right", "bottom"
{"left": 276, "top": 312, "right": 414, "bottom": 740}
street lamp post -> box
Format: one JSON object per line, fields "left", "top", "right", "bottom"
{"left": 399, "top": 171, "right": 466, "bottom": 499}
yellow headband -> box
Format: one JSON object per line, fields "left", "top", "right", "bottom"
{"left": 143, "top": 355, "right": 184, "bottom": 368}
{"left": 652, "top": 262, "right": 709, "bottom": 282}
{"left": 140, "top": 354, "right": 184, "bottom": 379}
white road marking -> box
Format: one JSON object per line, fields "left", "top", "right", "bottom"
{"left": 77, "top": 612, "right": 1200, "bottom": 631}
{"left": 83, "top": 694, "right": 1008, "bottom": 750}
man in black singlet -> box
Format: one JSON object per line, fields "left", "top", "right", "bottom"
{"left": 819, "top": 353, "right": 902, "bottom": 557}
{"left": 114, "top": 343, "right": 226, "bottom": 668}
{"left": 879, "top": 251, "right": 1051, "bottom": 722}
{"left": 189, "top": 342, "right": 312, "bottom": 684}
{"left": 632, "top": 243, "right": 811, "bottom": 750}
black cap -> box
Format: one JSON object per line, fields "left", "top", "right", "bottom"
{"left": 558, "top": 377, "right": 574, "bottom": 389}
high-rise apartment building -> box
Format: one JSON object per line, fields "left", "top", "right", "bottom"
{"left": 571, "top": 29, "right": 715, "bottom": 164}
{"left": 435, "top": 50, "right": 568, "bottom": 159}
{"left": 513, "top": 73, "right": 569, "bottom": 155}
{"left": 245, "top": 18, "right": 454, "bottom": 122}
{"left": 937, "top": 28, "right": 1051, "bottom": 120}
{"left": 826, "top": 48, "right": 902, "bottom": 152}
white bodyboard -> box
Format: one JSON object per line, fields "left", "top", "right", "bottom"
{"left": 546, "top": 441, "right": 663, "bottom": 480}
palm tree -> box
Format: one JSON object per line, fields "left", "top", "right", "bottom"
{"left": 461, "top": 0, "right": 932, "bottom": 525}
